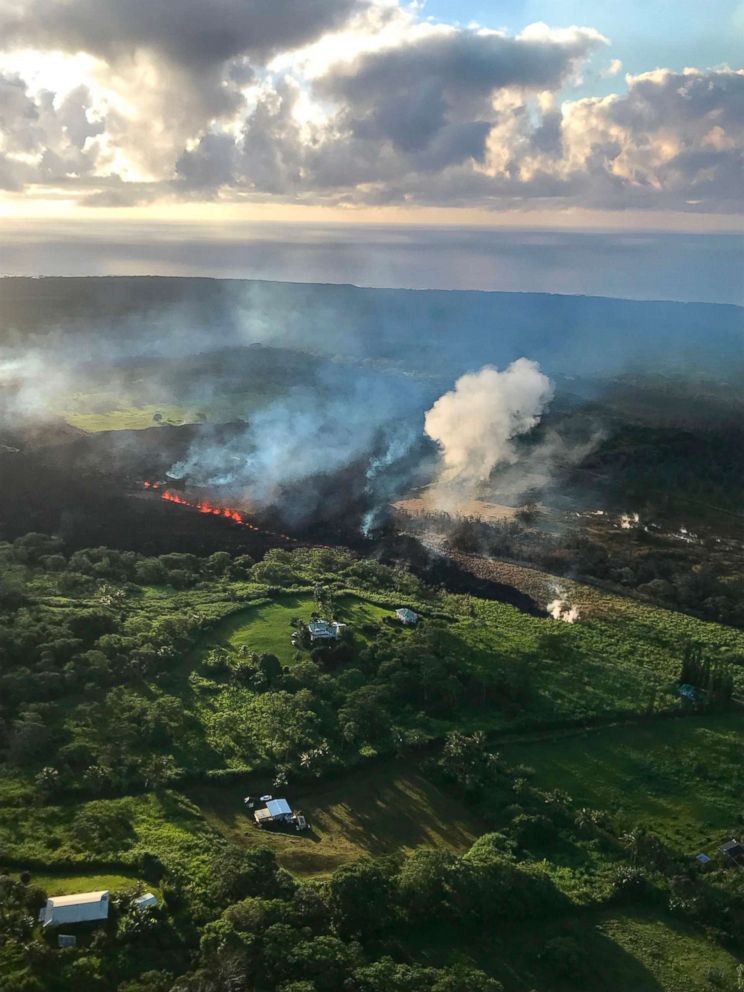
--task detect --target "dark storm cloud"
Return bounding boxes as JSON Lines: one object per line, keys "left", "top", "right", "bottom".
{"left": 176, "top": 25, "right": 606, "bottom": 191}
{"left": 0, "top": 0, "right": 367, "bottom": 68}
{"left": 175, "top": 59, "right": 744, "bottom": 214}
{"left": 317, "top": 26, "right": 605, "bottom": 155}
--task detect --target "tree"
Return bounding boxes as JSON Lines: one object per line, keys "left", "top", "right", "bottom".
{"left": 206, "top": 552, "right": 231, "bottom": 577}
{"left": 516, "top": 501, "right": 541, "bottom": 525}
{"left": 209, "top": 845, "right": 289, "bottom": 908}
{"left": 258, "top": 653, "right": 282, "bottom": 686}
{"left": 540, "top": 937, "right": 586, "bottom": 979}
{"left": 396, "top": 848, "right": 457, "bottom": 921}
{"left": 329, "top": 859, "right": 393, "bottom": 938}
{"left": 337, "top": 685, "right": 392, "bottom": 746}
{"left": 7, "top": 712, "right": 52, "bottom": 766}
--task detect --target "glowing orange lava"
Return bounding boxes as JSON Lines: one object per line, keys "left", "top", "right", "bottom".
{"left": 142, "top": 482, "right": 295, "bottom": 543}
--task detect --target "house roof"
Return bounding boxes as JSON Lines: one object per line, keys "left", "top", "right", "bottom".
{"left": 308, "top": 620, "right": 340, "bottom": 638}
{"left": 40, "top": 890, "right": 109, "bottom": 927}
{"left": 267, "top": 798, "right": 292, "bottom": 817}
{"left": 720, "top": 839, "right": 744, "bottom": 854}
{"left": 47, "top": 891, "right": 108, "bottom": 908}
{"left": 134, "top": 893, "right": 159, "bottom": 909}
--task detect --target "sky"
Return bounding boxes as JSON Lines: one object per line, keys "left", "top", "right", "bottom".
{"left": 0, "top": 0, "right": 741, "bottom": 296}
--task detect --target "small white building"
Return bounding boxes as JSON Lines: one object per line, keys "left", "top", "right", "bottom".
{"left": 395, "top": 608, "right": 419, "bottom": 625}
{"left": 307, "top": 620, "right": 346, "bottom": 642}
{"left": 133, "top": 892, "right": 159, "bottom": 910}
{"left": 254, "top": 797, "right": 293, "bottom": 826}
{"left": 39, "top": 890, "right": 109, "bottom": 928}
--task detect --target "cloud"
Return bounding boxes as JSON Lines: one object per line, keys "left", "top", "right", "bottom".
{"left": 0, "top": 71, "right": 107, "bottom": 188}
{"left": 558, "top": 68, "right": 744, "bottom": 210}
{"left": 176, "top": 21, "right": 607, "bottom": 194}
{"left": 0, "top": 1, "right": 741, "bottom": 214}
{"left": 0, "top": 0, "right": 366, "bottom": 69}
{"left": 0, "top": 0, "right": 370, "bottom": 180}
{"left": 316, "top": 23, "right": 606, "bottom": 154}
{"left": 601, "top": 57, "right": 623, "bottom": 78}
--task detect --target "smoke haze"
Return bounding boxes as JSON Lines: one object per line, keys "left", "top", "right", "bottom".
{"left": 168, "top": 364, "right": 432, "bottom": 526}
{"left": 1, "top": 276, "right": 741, "bottom": 534}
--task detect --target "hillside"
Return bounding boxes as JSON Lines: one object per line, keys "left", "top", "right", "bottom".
{"left": 1, "top": 536, "right": 743, "bottom": 991}
{"left": 1, "top": 276, "right": 742, "bottom": 382}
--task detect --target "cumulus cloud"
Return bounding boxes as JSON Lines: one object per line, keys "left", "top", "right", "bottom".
{"left": 0, "top": 71, "right": 107, "bottom": 189}
{"left": 557, "top": 68, "right": 744, "bottom": 210}
{"left": 0, "top": 0, "right": 740, "bottom": 213}
{"left": 176, "top": 21, "right": 607, "bottom": 195}
{"left": 0, "top": 0, "right": 370, "bottom": 181}
{"left": 317, "top": 24, "right": 606, "bottom": 153}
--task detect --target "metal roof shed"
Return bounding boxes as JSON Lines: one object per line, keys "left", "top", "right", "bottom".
{"left": 134, "top": 892, "right": 159, "bottom": 910}
{"left": 39, "top": 891, "right": 109, "bottom": 928}
{"left": 266, "top": 798, "right": 292, "bottom": 818}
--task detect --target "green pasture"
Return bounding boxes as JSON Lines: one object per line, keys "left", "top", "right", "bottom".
{"left": 189, "top": 759, "right": 484, "bottom": 878}
{"left": 410, "top": 908, "right": 742, "bottom": 992}
{"left": 500, "top": 711, "right": 744, "bottom": 851}
{"left": 63, "top": 405, "right": 196, "bottom": 432}
{"left": 20, "top": 872, "right": 146, "bottom": 897}
{"left": 202, "top": 591, "right": 398, "bottom": 666}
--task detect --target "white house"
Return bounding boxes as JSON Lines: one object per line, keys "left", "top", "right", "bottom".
{"left": 395, "top": 608, "right": 419, "bottom": 625}
{"left": 307, "top": 620, "right": 346, "bottom": 642}
{"left": 39, "top": 890, "right": 110, "bottom": 928}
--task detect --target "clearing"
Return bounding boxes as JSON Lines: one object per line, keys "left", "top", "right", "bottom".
{"left": 189, "top": 759, "right": 484, "bottom": 877}
{"left": 203, "top": 592, "right": 398, "bottom": 666}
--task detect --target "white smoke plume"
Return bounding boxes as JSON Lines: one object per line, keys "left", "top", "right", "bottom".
{"left": 423, "top": 358, "right": 554, "bottom": 510}
{"left": 547, "top": 598, "right": 580, "bottom": 623}
{"left": 547, "top": 583, "right": 580, "bottom": 623}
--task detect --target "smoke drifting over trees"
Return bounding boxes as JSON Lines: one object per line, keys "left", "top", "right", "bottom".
{"left": 168, "top": 364, "right": 433, "bottom": 525}
{"left": 2, "top": 277, "right": 742, "bottom": 537}
{"left": 167, "top": 358, "right": 558, "bottom": 528}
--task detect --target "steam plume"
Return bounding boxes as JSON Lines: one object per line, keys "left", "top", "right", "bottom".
{"left": 547, "top": 598, "right": 580, "bottom": 623}
{"left": 423, "top": 358, "right": 554, "bottom": 509}
{"left": 547, "top": 583, "right": 580, "bottom": 623}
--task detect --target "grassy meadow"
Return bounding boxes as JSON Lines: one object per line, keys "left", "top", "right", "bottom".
{"left": 500, "top": 711, "right": 744, "bottom": 852}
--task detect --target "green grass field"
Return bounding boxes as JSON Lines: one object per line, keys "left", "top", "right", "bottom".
{"left": 189, "top": 760, "right": 484, "bottom": 877}
{"left": 20, "top": 872, "right": 147, "bottom": 897}
{"left": 500, "top": 711, "right": 744, "bottom": 851}
{"left": 60, "top": 384, "right": 281, "bottom": 432}
{"left": 62, "top": 405, "right": 198, "bottom": 432}
{"left": 201, "top": 591, "right": 399, "bottom": 666}
{"left": 7, "top": 547, "right": 744, "bottom": 991}
{"left": 410, "top": 908, "right": 742, "bottom": 992}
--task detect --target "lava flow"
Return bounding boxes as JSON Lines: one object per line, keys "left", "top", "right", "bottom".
{"left": 142, "top": 481, "right": 296, "bottom": 543}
